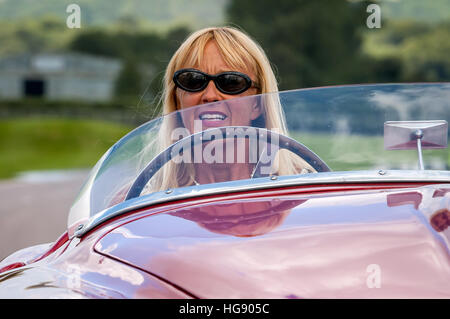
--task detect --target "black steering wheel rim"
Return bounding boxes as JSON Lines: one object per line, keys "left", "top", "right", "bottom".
{"left": 125, "top": 126, "right": 330, "bottom": 200}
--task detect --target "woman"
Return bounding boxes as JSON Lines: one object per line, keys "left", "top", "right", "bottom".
{"left": 144, "top": 26, "right": 314, "bottom": 193}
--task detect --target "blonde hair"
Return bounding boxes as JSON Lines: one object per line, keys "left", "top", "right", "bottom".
{"left": 144, "top": 26, "right": 313, "bottom": 192}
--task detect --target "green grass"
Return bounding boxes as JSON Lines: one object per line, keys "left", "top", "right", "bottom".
{"left": 291, "top": 132, "right": 450, "bottom": 171}
{"left": 0, "top": 117, "right": 132, "bottom": 179}
{"left": 1, "top": 121, "right": 448, "bottom": 180}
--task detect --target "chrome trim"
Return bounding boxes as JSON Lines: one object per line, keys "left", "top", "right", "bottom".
{"left": 74, "top": 170, "right": 450, "bottom": 238}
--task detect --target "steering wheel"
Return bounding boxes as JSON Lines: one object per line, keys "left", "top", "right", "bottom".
{"left": 125, "top": 126, "right": 330, "bottom": 200}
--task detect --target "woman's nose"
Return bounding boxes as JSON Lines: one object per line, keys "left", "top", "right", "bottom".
{"left": 201, "top": 80, "right": 222, "bottom": 104}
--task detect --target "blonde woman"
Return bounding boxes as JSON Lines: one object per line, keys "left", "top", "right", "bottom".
{"left": 144, "top": 26, "right": 314, "bottom": 193}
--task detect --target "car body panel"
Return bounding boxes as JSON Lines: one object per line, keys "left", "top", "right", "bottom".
{"left": 1, "top": 84, "right": 449, "bottom": 298}
{"left": 1, "top": 182, "right": 449, "bottom": 298}
{"left": 94, "top": 183, "right": 450, "bottom": 298}
{"left": 0, "top": 230, "right": 195, "bottom": 298}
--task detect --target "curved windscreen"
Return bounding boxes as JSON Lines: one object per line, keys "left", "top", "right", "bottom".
{"left": 68, "top": 83, "right": 450, "bottom": 231}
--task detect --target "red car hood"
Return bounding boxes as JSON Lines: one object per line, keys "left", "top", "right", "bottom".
{"left": 95, "top": 184, "right": 450, "bottom": 298}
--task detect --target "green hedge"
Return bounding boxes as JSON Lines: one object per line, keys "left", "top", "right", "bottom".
{"left": 0, "top": 98, "right": 160, "bottom": 125}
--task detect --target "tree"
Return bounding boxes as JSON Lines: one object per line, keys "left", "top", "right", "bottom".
{"left": 226, "top": 0, "right": 372, "bottom": 89}
{"left": 400, "top": 22, "right": 450, "bottom": 81}
{"left": 115, "top": 60, "right": 142, "bottom": 100}
{"left": 69, "top": 26, "right": 192, "bottom": 101}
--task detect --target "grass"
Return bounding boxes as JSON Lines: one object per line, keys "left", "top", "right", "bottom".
{"left": 0, "top": 120, "right": 448, "bottom": 180}
{"left": 291, "top": 132, "right": 450, "bottom": 171}
{"left": 0, "top": 117, "right": 132, "bottom": 179}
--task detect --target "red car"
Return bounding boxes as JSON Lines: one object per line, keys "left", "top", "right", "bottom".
{"left": 1, "top": 83, "right": 449, "bottom": 298}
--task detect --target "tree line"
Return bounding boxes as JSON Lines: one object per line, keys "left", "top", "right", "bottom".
{"left": 0, "top": 0, "right": 448, "bottom": 114}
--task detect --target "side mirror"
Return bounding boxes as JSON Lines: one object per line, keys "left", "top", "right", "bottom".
{"left": 384, "top": 120, "right": 448, "bottom": 170}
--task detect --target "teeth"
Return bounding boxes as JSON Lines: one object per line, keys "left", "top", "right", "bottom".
{"left": 200, "top": 113, "right": 226, "bottom": 120}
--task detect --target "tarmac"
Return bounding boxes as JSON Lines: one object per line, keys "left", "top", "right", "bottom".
{"left": 0, "top": 170, "right": 88, "bottom": 260}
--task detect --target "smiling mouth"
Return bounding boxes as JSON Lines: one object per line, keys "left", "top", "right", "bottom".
{"left": 199, "top": 112, "right": 228, "bottom": 121}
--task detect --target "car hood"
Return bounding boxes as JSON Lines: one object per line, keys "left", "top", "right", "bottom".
{"left": 95, "top": 184, "right": 450, "bottom": 298}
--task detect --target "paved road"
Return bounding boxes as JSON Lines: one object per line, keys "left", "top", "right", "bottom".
{"left": 0, "top": 171, "right": 88, "bottom": 260}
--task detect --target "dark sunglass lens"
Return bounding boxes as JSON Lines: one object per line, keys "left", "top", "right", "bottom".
{"left": 217, "top": 74, "right": 249, "bottom": 94}
{"left": 177, "top": 71, "right": 206, "bottom": 91}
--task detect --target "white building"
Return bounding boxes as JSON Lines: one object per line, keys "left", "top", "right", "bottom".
{"left": 0, "top": 53, "right": 122, "bottom": 102}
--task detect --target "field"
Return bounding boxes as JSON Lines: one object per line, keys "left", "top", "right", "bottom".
{"left": 0, "top": 120, "right": 448, "bottom": 180}
{"left": 0, "top": 118, "right": 132, "bottom": 179}
{"left": 291, "top": 132, "right": 449, "bottom": 171}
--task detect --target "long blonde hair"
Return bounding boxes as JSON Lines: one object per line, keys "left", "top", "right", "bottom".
{"left": 144, "top": 26, "right": 313, "bottom": 193}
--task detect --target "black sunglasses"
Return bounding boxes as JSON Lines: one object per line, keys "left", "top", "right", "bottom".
{"left": 173, "top": 68, "right": 258, "bottom": 95}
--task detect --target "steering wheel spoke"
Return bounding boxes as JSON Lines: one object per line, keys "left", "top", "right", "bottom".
{"left": 125, "top": 126, "right": 330, "bottom": 200}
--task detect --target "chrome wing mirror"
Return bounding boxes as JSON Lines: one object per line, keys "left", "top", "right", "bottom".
{"left": 384, "top": 120, "right": 448, "bottom": 170}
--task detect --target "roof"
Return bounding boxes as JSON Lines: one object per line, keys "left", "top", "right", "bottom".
{"left": 0, "top": 52, "right": 121, "bottom": 76}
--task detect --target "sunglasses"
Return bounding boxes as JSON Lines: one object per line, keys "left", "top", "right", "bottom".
{"left": 173, "top": 68, "right": 258, "bottom": 95}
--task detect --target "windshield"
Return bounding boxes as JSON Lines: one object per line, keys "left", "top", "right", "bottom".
{"left": 68, "top": 83, "right": 450, "bottom": 231}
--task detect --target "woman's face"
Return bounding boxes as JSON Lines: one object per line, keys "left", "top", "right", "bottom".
{"left": 176, "top": 40, "right": 262, "bottom": 133}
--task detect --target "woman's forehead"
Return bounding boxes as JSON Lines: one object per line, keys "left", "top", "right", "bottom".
{"left": 180, "top": 40, "right": 257, "bottom": 76}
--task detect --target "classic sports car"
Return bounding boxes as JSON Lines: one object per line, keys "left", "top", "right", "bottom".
{"left": 0, "top": 83, "right": 449, "bottom": 298}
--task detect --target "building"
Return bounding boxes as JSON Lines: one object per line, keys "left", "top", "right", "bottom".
{"left": 0, "top": 53, "right": 122, "bottom": 102}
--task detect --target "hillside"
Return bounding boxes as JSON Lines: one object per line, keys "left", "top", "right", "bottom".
{"left": 0, "top": 0, "right": 227, "bottom": 30}
{"left": 380, "top": 0, "right": 450, "bottom": 23}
